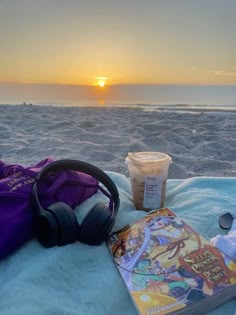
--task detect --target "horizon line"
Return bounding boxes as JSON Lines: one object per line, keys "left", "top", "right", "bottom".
{"left": 0, "top": 82, "right": 235, "bottom": 87}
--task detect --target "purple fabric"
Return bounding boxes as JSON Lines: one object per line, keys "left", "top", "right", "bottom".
{"left": 0, "top": 157, "right": 99, "bottom": 260}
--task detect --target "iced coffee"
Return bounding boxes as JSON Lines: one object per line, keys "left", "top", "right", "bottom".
{"left": 125, "top": 152, "right": 172, "bottom": 211}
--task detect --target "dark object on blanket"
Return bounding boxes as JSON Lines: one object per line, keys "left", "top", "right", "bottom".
{"left": 31, "top": 159, "right": 120, "bottom": 248}
{"left": 219, "top": 212, "right": 234, "bottom": 229}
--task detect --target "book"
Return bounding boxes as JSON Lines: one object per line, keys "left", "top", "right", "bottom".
{"left": 107, "top": 208, "right": 236, "bottom": 315}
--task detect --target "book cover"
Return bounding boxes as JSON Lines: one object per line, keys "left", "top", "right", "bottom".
{"left": 107, "top": 208, "right": 236, "bottom": 315}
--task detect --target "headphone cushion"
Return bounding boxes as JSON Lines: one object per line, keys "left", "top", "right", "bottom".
{"left": 79, "top": 203, "right": 114, "bottom": 245}
{"left": 47, "top": 202, "right": 79, "bottom": 246}
{"left": 36, "top": 211, "right": 59, "bottom": 248}
{"left": 95, "top": 213, "right": 115, "bottom": 245}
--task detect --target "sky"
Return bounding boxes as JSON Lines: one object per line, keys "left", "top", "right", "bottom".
{"left": 0, "top": 0, "right": 236, "bottom": 86}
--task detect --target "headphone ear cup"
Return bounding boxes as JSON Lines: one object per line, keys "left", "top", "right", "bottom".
{"left": 79, "top": 203, "right": 114, "bottom": 245}
{"left": 95, "top": 212, "right": 115, "bottom": 245}
{"left": 46, "top": 202, "right": 79, "bottom": 246}
{"left": 36, "top": 211, "right": 59, "bottom": 248}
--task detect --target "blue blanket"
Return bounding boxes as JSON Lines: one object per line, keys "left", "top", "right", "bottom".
{"left": 0, "top": 173, "right": 236, "bottom": 315}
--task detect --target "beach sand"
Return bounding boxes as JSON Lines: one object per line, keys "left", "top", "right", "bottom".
{"left": 1, "top": 104, "right": 236, "bottom": 179}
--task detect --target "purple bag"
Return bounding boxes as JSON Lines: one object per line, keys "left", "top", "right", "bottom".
{"left": 0, "top": 157, "right": 99, "bottom": 260}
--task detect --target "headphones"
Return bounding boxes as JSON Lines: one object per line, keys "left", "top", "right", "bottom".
{"left": 31, "top": 159, "right": 120, "bottom": 248}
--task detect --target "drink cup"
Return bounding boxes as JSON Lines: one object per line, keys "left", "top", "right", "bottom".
{"left": 125, "top": 152, "right": 172, "bottom": 211}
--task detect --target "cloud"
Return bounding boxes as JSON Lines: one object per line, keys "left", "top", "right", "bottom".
{"left": 215, "top": 69, "right": 236, "bottom": 76}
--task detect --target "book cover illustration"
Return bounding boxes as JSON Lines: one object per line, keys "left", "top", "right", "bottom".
{"left": 107, "top": 208, "right": 236, "bottom": 315}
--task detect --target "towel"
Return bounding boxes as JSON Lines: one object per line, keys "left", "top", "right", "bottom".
{"left": 211, "top": 218, "right": 236, "bottom": 262}
{"left": 0, "top": 173, "right": 235, "bottom": 315}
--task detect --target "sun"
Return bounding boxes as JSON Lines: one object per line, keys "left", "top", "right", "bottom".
{"left": 98, "top": 80, "right": 105, "bottom": 87}
{"left": 94, "top": 77, "right": 108, "bottom": 88}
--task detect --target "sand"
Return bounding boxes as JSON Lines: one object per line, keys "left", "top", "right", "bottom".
{"left": 1, "top": 104, "right": 236, "bottom": 179}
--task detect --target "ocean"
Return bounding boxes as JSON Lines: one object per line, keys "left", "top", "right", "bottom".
{"left": 0, "top": 83, "right": 236, "bottom": 111}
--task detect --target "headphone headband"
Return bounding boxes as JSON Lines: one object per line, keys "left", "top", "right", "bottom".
{"left": 32, "top": 159, "right": 120, "bottom": 216}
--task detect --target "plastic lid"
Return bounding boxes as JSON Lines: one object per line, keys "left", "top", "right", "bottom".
{"left": 126, "top": 152, "right": 172, "bottom": 164}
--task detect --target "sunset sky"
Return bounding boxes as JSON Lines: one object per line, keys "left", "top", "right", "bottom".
{"left": 0, "top": 0, "right": 236, "bottom": 86}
